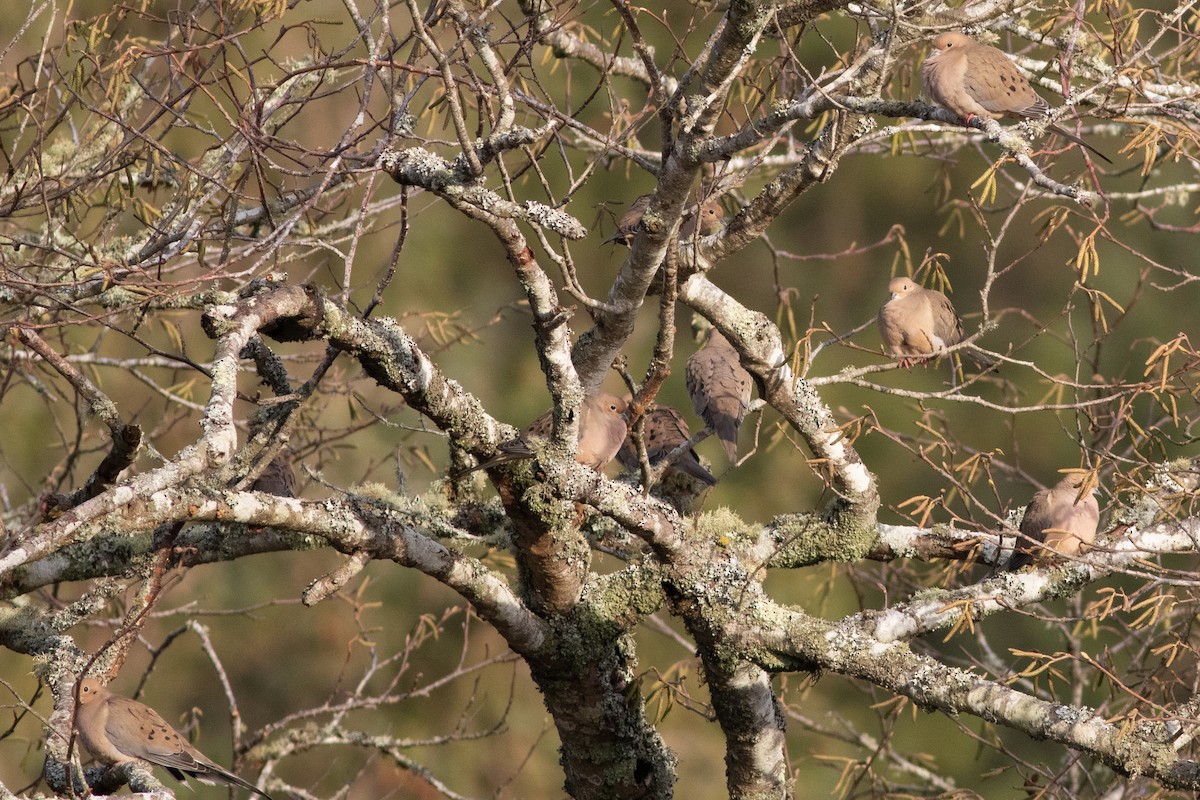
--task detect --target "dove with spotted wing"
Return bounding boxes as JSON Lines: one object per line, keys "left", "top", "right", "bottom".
{"left": 686, "top": 330, "right": 753, "bottom": 463}
{"left": 618, "top": 406, "right": 717, "bottom": 486}
{"left": 74, "top": 678, "right": 273, "bottom": 799}
{"left": 922, "top": 32, "right": 1110, "bottom": 162}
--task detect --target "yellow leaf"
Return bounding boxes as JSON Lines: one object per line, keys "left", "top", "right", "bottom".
{"left": 161, "top": 319, "right": 184, "bottom": 354}
{"left": 969, "top": 161, "right": 1000, "bottom": 204}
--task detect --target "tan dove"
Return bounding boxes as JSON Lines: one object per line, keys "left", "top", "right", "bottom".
{"left": 1009, "top": 473, "right": 1100, "bottom": 570}
{"left": 454, "top": 393, "right": 628, "bottom": 477}
{"left": 618, "top": 406, "right": 717, "bottom": 486}
{"left": 679, "top": 201, "right": 725, "bottom": 239}
{"left": 602, "top": 196, "right": 724, "bottom": 245}
{"left": 921, "top": 32, "right": 1111, "bottom": 162}
{"left": 686, "top": 329, "right": 753, "bottom": 462}
{"left": 74, "top": 678, "right": 273, "bottom": 799}
{"left": 877, "top": 277, "right": 993, "bottom": 368}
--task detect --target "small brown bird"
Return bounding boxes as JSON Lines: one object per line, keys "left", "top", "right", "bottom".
{"left": 618, "top": 406, "right": 717, "bottom": 486}
{"left": 454, "top": 393, "right": 628, "bottom": 477}
{"left": 877, "top": 277, "right": 993, "bottom": 368}
{"left": 1009, "top": 472, "right": 1101, "bottom": 570}
{"left": 921, "top": 32, "right": 1111, "bottom": 163}
{"left": 74, "top": 678, "right": 273, "bottom": 799}
{"left": 602, "top": 196, "right": 725, "bottom": 245}
{"left": 686, "top": 329, "right": 753, "bottom": 462}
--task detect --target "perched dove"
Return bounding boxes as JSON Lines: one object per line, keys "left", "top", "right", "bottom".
{"left": 686, "top": 330, "right": 753, "bottom": 462}
{"left": 679, "top": 202, "right": 725, "bottom": 239}
{"left": 601, "top": 194, "right": 652, "bottom": 245}
{"left": 251, "top": 449, "right": 295, "bottom": 497}
{"left": 618, "top": 406, "right": 717, "bottom": 486}
{"left": 74, "top": 678, "right": 273, "bottom": 799}
{"left": 602, "top": 196, "right": 724, "bottom": 245}
{"left": 1009, "top": 473, "right": 1100, "bottom": 570}
{"left": 877, "top": 277, "right": 993, "bottom": 368}
{"left": 454, "top": 393, "right": 628, "bottom": 477}
{"left": 921, "top": 32, "right": 1111, "bottom": 162}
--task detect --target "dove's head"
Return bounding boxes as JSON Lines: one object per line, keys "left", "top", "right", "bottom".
{"left": 1055, "top": 471, "right": 1101, "bottom": 498}
{"left": 595, "top": 393, "right": 627, "bottom": 417}
{"left": 887, "top": 277, "right": 917, "bottom": 299}
{"left": 930, "top": 32, "right": 974, "bottom": 54}
{"left": 77, "top": 677, "right": 108, "bottom": 706}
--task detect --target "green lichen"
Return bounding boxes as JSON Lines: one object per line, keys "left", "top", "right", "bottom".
{"left": 693, "top": 506, "right": 751, "bottom": 548}
{"left": 584, "top": 566, "right": 664, "bottom": 628}
{"left": 762, "top": 499, "right": 881, "bottom": 565}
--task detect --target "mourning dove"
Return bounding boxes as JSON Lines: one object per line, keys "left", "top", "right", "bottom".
{"left": 74, "top": 678, "right": 273, "bottom": 799}
{"left": 251, "top": 449, "right": 295, "bottom": 497}
{"left": 679, "top": 202, "right": 725, "bottom": 239}
{"left": 618, "top": 406, "right": 717, "bottom": 486}
{"left": 602, "top": 196, "right": 724, "bottom": 245}
{"left": 686, "top": 329, "right": 753, "bottom": 462}
{"left": 454, "top": 393, "right": 628, "bottom": 477}
{"left": 921, "top": 32, "right": 1111, "bottom": 162}
{"left": 1009, "top": 472, "right": 1100, "bottom": 570}
{"left": 877, "top": 277, "right": 993, "bottom": 368}
{"left": 601, "top": 195, "right": 652, "bottom": 245}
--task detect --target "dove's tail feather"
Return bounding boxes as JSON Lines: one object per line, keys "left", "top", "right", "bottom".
{"left": 1046, "top": 123, "right": 1112, "bottom": 163}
